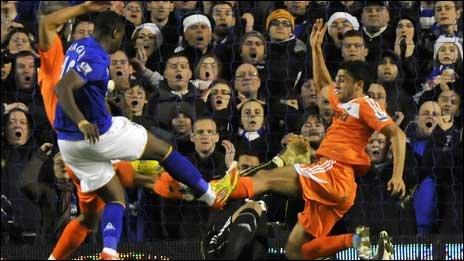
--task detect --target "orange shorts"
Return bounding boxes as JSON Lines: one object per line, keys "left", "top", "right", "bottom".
{"left": 67, "top": 161, "right": 136, "bottom": 214}
{"left": 294, "top": 158, "right": 357, "bottom": 237}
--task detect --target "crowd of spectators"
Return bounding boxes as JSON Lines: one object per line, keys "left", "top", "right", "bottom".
{"left": 1, "top": 0, "right": 462, "bottom": 246}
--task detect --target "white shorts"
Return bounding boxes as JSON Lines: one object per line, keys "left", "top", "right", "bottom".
{"left": 58, "top": 117, "right": 148, "bottom": 192}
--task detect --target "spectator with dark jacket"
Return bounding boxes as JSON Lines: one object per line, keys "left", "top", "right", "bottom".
{"left": 4, "top": 50, "right": 53, "bottom": 144}
{"left": 360, "top": 1, "right": 396, "bottom": 63}
{"left": 283, "top": 1, "right": 312, "bottom": 41}
{"left": 145, "top": 53, "right": 208, "bottom": 128}
{"left": 211, "top": 2, "right": 249, "bottom": 81}
{"left": 146, "top": 1, "right": 179, "bottom": 55}
{"left": 19, "top": 148, "right": 76, "bottom": 244}
{"left": 324, "top": 12, "right": 361, "bottom": 76}
{"left": 377, "top": 50, "right": 417, "bottom": 130}
{"left": 264, "top": 9, "right": 307, "bottom": 100}
{"left": 160, "top": 117, "right": 230, "bottom": 239}
{"left": 1, "top": 108, "right": 43, "bottom": 244}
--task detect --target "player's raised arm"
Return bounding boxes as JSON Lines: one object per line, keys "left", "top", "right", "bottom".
{"left": 55, "top": 69, "right": 100, "bottom": 143}
{"left": 380, "top": 123, "right": 406, "bottom": 198}
{"left": 38, "top": 1, "right": 111, "bottom": 51}
{"left": 310, "top": 18, "right": 333, "bottom": 92}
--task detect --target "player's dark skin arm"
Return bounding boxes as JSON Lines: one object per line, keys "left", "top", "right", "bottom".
{"left": 55, "top": 69, "right": 100, "bottom": 143}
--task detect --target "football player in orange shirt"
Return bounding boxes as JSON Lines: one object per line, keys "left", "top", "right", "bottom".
{"left": 222, "top": 19, "right": 406, "bottom": 260}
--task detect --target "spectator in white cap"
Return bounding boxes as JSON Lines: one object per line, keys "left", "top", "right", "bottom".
{"left": 416, "top": 35, "right": 463, "bottom": 105}
{"left": 327, "top": 12, "right": 360, "bottom": 47}
{"left": 175, "top": 12, "right": 214, "bottom": 71}
{"left": 324, "top": 13, "right": 363, "bottom": 75}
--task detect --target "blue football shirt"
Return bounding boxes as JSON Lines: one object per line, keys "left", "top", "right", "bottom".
{"left": 54, "top": 36, "right": 112, "bottom": 141}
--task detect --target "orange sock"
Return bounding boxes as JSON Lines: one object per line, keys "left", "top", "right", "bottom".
{"left": 115, "top": 161, "right": 135, "bottom": 188}
{"left": 301, "top": 234, "right": 353, "bottom": 259}
{"left": 50, "top": 219, "right": 90, "bottom": 260}
{"left": 230, "top": 177, "right": 254, "bottom": 199}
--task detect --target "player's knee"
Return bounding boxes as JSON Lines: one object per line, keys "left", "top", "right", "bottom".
{"left": 77, "top": 213, "right": 99, "bottom": 230}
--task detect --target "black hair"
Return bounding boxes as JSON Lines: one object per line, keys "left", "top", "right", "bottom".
{"left": 297, "top": 111, "right": 328, "bottom": 132}
{"left": 1, "top": 27, "right": 35, "bottom": 51}
{"left": 94, "top": 11, "right": 126, "bottom": 38}
{"left": 13, "top": 50, "right": 40, "bottom": 71}
{"left": 163, "top": 52, "right": 192, "bottom": 72}
{"left": 210, "top": 1, "right": 235, "bottom": 16}
{"left": 339, "top": 60, "right": 374, "bottom": 90}
{"left": 342, "top": 30, "right": 367, "bottom": 46}
{"left": 72, "top": 14, "right": 96, "bottom": 34}
{"left": 3, "top": 107, "right": 35, "bottom": 136}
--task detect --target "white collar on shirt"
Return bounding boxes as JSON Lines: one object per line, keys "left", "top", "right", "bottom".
{"left": 362, "top": 26, "right": 388, "bottom": 39}
{"left": 170, "top": 88, "right": 189, "bottom": 97}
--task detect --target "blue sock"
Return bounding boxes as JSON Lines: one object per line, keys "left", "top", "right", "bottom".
{"left": 101, "top": 202, "right": 124, "bottom": 251}
{"left": 162, "top": 150, "right": 208, "bottom": 197}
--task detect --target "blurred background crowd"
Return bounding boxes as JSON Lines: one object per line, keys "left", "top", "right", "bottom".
{"left": 1, "top": 0, "right": 462, "bottom": 246}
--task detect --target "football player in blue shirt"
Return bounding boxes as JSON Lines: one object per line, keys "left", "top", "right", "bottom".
{"left": 54, "top": 11, "right": 234, "bottom": 259}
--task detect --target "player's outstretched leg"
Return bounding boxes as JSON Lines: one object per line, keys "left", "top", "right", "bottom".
{"left": 140, "top": 132, "right": 235, "bottom": 207}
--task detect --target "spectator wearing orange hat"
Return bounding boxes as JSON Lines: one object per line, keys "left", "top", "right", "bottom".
{"left": 264, "top": 9, "right": 307, "bottom": 135}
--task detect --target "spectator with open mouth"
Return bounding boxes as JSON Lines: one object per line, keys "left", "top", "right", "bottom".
{"left": 236, "top": 99, "right": 279, "bottom": 163}
{"left": 206, "top": 79, "right": 238, "bottom": 141}
{"left": 239, "top": 31, "right": 266, "bottom": 68}
{"left": 121, "top": 77, "right": 155, "bottom": 131}
{"left": 175, "top": 12, "right": 214, "bottom": 71}
{"left": 192, "top": 53, "right": 222, "bottom": 101}
{"left": 325, "top": 12, "right": 360, "bottom": 75}
{"left": 131, "top": 22, "right": 164, "bottom": 73}
{"left": 3, "top": 50, "right": 52, "bottom": 145}
{"left": 122, "top": 1, "right": 144, "bottom": 26}
{"left": 146, "top": 53, "right": 207, "bottom": 129}
{"left": 110, "top": 49, "right": 132, "bottom": 93}
{"left": 1, "top": 107, "right": 44, "bottom": 245}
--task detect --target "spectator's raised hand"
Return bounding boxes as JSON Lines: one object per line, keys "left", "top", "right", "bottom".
{"left": 241, "top": 13, "right": 254, "bottom": 32}
{"left": 222, "top": 140, "right": 236, "bottom": 168}
{"left": 434, "top": 69, "right": 456, "bottom": 91}
{"left": 437, "top": 114, "right": 454, "bottom": 131}
{"left": 394, "top": 35, "right": 415, "bottom": 58}
{"left": 38, "top": 143, "right": 53, "bottom": 160}
{"left": 129, "top": 57, "right": 146, "bottom": 73}
{"left": 135, "top": 46, "right": 148, "bottom": 66}
{"left": 4, "top": 102, "right": 28, "bottom": 114}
